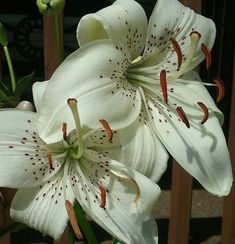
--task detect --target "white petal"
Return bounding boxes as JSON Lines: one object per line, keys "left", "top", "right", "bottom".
{"left": 84, "top": 118, "right": 168, "bottom": 182}
{"left": 32, "top": 80, "right": 48, "bottom": 112}
{"left": 37, "top": 40, "right": 141, "bottom": 144}
{"left": 143, "top": 82, "right": 232, "bottom": 196}
{"left": 118, "top": 113, "right": 168, "bottom": 183}
{"left": 68, "top": 151, "right": 160, "bottom": 244}
{"left": 77, "top": 0, "right": 147, "bottom": 59}
{"left": 0, "top": 110, "right": 64, "bottom": 188}
{"left": 10, "top": 173, "right": 74, "bottom": 239}
{"left": 177, "top": 71, "right": 224, "bottom": 124}
{"left": 142, "top": 0, "right": 215, "bottom": 73}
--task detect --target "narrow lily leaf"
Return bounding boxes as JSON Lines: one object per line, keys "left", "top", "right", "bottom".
{"left": 73, "top": 201, "right": 98, "bottom": 244}
{"left": 0, "top": 96, "right": 17, "bottom": 108}
{"left": 112, "top": 238, "right": 123, "bottom": 244}
{"left": 0, "top": 22, "right": 8, "bottom": 47}
{"left": 14, "top": 72, "right": 34, "bottom": 99}
{"left": 0, "top": 81, "right": 11, "bottom": 96}
{"left": 68, "top": 223, "right": 76, "bottom": 244}
{"left": 0, "top": 89, "right": 7, "bottom": 98}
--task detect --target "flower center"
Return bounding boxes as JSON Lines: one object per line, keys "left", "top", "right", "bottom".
{"left": 126, "top": 31, "right": 202, "bottom": 87}
{"left": 66, "top": 98, "right": 84, "bottom": 159}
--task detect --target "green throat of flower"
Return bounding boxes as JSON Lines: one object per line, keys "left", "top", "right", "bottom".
{"left": 127, "top": 31, "right": 202, "bottom": 87}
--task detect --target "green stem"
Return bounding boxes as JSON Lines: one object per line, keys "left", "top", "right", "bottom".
{"left": 74, "top": 201, "right": 98, "bottom": 244}
{"left": 3, "top": 46, "right": 16, "bottom": 92}
{"left": 112, "top": 238, "right": 123, "bottom": 244}
{"left": 68, "top": 223, "right": 75, "bottom": 244}
{"left": 0, "top": 222, "right": 22, "bottom": 238}
{"left": 54, "top": 14, "right": 63, "bottom": 64}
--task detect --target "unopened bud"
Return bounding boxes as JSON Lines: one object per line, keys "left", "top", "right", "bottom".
{"left": 0, "top": 22, "right": 8, "bottom": 47}
{"left": 36, "top": 0, "right": 65, "bottom": 16}
{"left": 16, "top": 101, "right": 34, "bottom": 111}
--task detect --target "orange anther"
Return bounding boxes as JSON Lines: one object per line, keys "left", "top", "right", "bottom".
{"left": 99, "top": 185, "right": 106, "bottom": 209}
{"left": 62, "top": 122, "right": 67, "bottom": 140}
{"left": 197, "top": 102, "right": 209, "bottom": 124}
{"left": 176, "top": 106, "right": 190, "bottom": 128}
{"left": 201, "top": 43, "right": 212, "bottom": 70}
{"left": 171, "top": 38, "right": 183, "bottom": 69}
{"left": 212, "top": 77, "right": 225, "bottom": 103}
{"left": 47, "top": 153, "right": 54, "bottom": 170}
{"left": 160, "top": 69, "right": 168, "bottom": 104}
{"left": 65, "top": 200, "right": 83, "bottom": 240}
{"left": 99, "top": 119, "right": 113, "bottom": 143}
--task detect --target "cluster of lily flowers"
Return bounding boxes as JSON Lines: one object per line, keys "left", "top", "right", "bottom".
{"left": 0, "top": 0, "right": 233, "bottom": 243}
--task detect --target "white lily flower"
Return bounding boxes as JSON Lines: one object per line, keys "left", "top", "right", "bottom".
{"left": 35, "top": 0, "right": 232, "bottom": 196}
{"left": 0, "top": 99, "right": 161, "bottom": 243}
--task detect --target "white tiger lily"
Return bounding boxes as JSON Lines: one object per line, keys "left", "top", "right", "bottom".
{"left": 0, "top": 99, "right": 161, "bottom": 243}
{"left": 35, "top": 0, "right": 232, "bottom": 196}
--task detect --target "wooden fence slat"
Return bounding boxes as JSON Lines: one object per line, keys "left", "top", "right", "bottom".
{"left": 43, "top": 14, "right": 69, "bottom": 244}
{"left": 167, "top": 2, "right": 201, "bottom": 244}
{"left": 168, "top": 161, "right": 193, "bottom": 244}
{"left": 221, "top": 44, "right": 235, "bottom": 244}
{"left": 43, "top": 14, "right": 63, "bottom": 80}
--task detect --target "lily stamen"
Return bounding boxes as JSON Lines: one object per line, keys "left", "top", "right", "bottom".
{"left": 62, "top": 122, "right": 67, "bottom": 141}
{"left": 67, "top": 98, "right": 84, "bottom": 158}
{"left": 47, "top": 153, "right": 54, "bottom": 170}
{"left": 201, "top": 43, "right": 212, "bottom": 70}
{"left": 65, "top": 200, "right": 83, "bottom": 240}
{"left": 171, "top": 38, "right": 183, "bottom": 69}
{"left": 118, "top": 176, "right": 141, "bottom": 205}
{"left": 99, "top": 119, "right": 113, "bottom": 143}
{"left": 160, "top": 69, "right": 168, "bottom": 104}
{"left": 169, "top": 31, "right": 201, "bottom": 81}
{"left": 212, "top": 77, "right": 225, "bottom": 103}
{"left": 99, "top": 185, "right": 106, "bottom": 208}
{"left": 176, "top": 106, "right": 190, "bottom": 128}
{"left": 197, "top": 102, "right": 209, "bottom": 124}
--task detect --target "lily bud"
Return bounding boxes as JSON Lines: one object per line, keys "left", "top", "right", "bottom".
{"left": 16, "top": 101, "right": 34, "bottom": 111}
{"left": 36, "top": 0, "right": 65, "bottom": 16}
{"left": 0, "top": 22, "right": 8, "bottom": 47}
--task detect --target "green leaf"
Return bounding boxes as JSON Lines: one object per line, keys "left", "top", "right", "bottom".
{"left": 14, "top": 72, "right": 34, "bottom": 99}
{"left": 112, "top": 238, "right": 123, "bottom": 244}
{"left": 0, "top": 96, "right": 18, "bottom": 108}
{"left": 74, "top": 201, "right": 98, "bottom": 244}
{"left": 0, "top": 22, "right": 8, "bottom": 47}
{"left": 0, "top": 81, "right": 11, "bottom": 96}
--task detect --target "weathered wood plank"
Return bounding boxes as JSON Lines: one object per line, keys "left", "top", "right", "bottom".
{"left": 168, "top": 162, "right": 193, "bottom": 244}
{"left": 43, "top": 14, "right": 63, "bottom": 80}
{"left": 167, "top": 1, "right": 202, "bottom": 243}
{"left": 221, "top": 44, "right": 235, "bottom": 244}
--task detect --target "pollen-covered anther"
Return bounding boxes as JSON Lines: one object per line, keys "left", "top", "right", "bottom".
{"left": 118, "top": 176, "right": 141, "bottom": 204}
{"left": 212, "top": 77, "right": 225, "bottom": 103}
{"left": 201, "top": 43, "right": 212, "bottom": 70}
{"left": 99, "top": 185, "right": 106, "bottom": 208}
{"left": 62, "top": 122, "right": 67, "bottom": 140}
{"left": 99, "top": 119, "right": 113, "bottom": 143}
{"left": 160, "top": 69, "right": 168, "bottom": 104}
{"left": 65, "top": 200, "right": 83, "bottom": 240}
{"left": 47, "top": 153, "right": 54, "bottom": 170}
{"left": 176, "top": 106, "right": 190, "bottom": 128}
{"left": 67, "top": 98, "right": 77, "bottom": 106}
{"left": 171, "top": 38, "right": 183, "bottom": 69}
{"left": 190, "top": 31, "right": 201, "bottom": 39}
{"left": 197, "top": 102, "right": 209, "bottom": 125}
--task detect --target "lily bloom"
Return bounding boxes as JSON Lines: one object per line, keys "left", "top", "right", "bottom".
{"left": 0, "top": 99, "right": 161, "bottom": 243}
{"left": 35, "top": 0, "right": 232, "bottom": 196}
